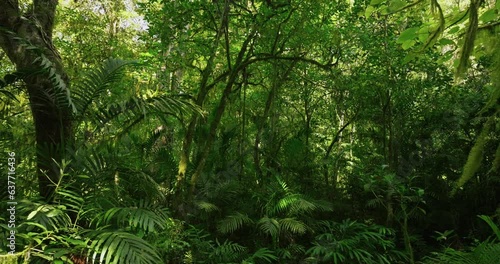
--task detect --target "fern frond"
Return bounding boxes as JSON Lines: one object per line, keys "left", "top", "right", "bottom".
{"left": 279, "top": 218, "right": 307, "bottom": 235}
{"left": 258, "top": 216, "right": 280, "bottom": 239}
{"left": 271, "top": 193, "right": 302, "bottom": 215}
{"left": 245, "top": 247, "right": 278, "bottom": 263}
{"left": 195, "top": 200, "right": 220, "bottom": 213}
{"left": 91, "top": 94, "right": 201, "bottom": 136}
{"left": 31, "top": 54, "right": 76, "bottom": 113}
{"left": 93, "top": 200, "right": 169, "bottom": 233}
{"left": 53, "top": 188, "right": 84, "bottom": 213}
{"left": 210, "top": 239, "right": 247, "bottom": 263}
{"left": 308, "top": 220, "right": 404, "bottom": 264}
{"left": 89, "top": 231, "right": 162, "bottom": 264}
{"left": 217, "top": 212, "right": 253, "bottom": 234}
{"left": 72, "top": 58, "right": 137, "bottom": 117}
{"left": 424, "top": 241, "right": 500, "bottom": 264}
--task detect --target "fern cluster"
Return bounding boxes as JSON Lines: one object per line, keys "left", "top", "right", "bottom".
{"left": 306, "top": 219, "right": 407, "bottom": 264}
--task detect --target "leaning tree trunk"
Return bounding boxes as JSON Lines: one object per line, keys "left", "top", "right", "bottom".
{"left": 0, "top": 0, "right": 73, "bottom": 201}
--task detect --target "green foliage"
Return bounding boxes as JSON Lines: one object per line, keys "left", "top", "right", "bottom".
{"left": 93, "top": 200, "right": 169, "bottom": 233}
{"left": 453, "top": 116, "right": 494, "bottom": 195}
{"left": 72, "top": 58, "right": 137, "bottom": 117}
{"left": 478, "top": 215, "right": 500, "bottom": 241}
{"left": 279, "top": 217, "right": 307, "bottom": 235}
{"left": 88, "top": 231, "right": 162, "bottom": 264}
{"left": 257, "top": 216, "right": 280, "bottom": 240}
{"left": 71, "top": 58, "right": 201, "bottom": 139}
{"left": 209, "top": 239, "right": 247, "bottom": 263}
{"left": 424, "top": 215, "right": 500, "bottom": 264}
{"left": 306, "top": 219, "right": 407, "bottom": 264}
{"left": 243, "top": 247, "right": 278, "bottom": 264}
{"left": 3, "top": 1, "right": 500, "bottom": 264}
{"left": 217, "top": 212, "right": 254, "bottom": 234}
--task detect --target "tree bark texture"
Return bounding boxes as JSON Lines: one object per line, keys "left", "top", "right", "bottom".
{"left": 0, "top": 0, "right": 73, "bottom": 200}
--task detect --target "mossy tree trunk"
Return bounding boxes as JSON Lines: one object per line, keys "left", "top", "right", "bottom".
{"left": 0, "top": 0, "right": 73, "bottom": 201}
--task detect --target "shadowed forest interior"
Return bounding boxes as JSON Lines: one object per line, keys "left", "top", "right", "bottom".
{"left": 0, "top": 0, "right": 500, "bottom": 263}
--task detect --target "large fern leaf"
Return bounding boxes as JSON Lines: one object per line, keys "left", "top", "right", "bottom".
{"left": 279, "top": 218, "right": 307, "bottom": 235}
{"left": 210, "top": 239, "right": 247, "bottom": 263}
{"left": 217, "top": 212, "right": 253, "bottom": 234}
{"left": 88, "top": 231, "right": 162, "bottom": 264}
{"left": 258, "top": 216, "right": 280, "bottom": 239}
{"left": 72, "top": 58, "right": 137, "bottom": 117}
{"left": 244, "top": 247, "right": 278, "bottom": 264}
{"left": 93, "top": 200, "right": 169, "bottom": 233}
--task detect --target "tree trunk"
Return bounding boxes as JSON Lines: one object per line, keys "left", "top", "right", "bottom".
{"left": 0, "top": 0, "right": 73, "bottom": 201}
{"left": 174, "top": 0, "right": 229, "bottom": 198}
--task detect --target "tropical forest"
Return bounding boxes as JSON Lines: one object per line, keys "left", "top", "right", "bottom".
{"left": 0, "top": 0, "right": 499, "bottom": 263}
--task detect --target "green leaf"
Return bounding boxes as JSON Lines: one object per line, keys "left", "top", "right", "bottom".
{"left": 89, "top": 231, "right": 162, "bottom": 264}
{"left": 402, "top": 53, "right": 416, "bottom": 64}
{"left": 479, "top": 9, "right": 497, "bottom": 23}
{"left": 250, "top": 248, "right": 278, "bottom": 263}
{"left": 258, "top": 216, "right": 280, "bottom": 239}
{"left": 53, "top": 249, "right": 70, "bottom": 259}
{"left": 388, "top": 0, "right": 405, "bottom": 12}
{"left": 417, "top": 26, "right": 430, "bottom": 42}
{"left": 401, "top": 40, "right": 416, "bottom": 50}
{"left": 217, "top": 212, "right": 253, "bottom": 234}
{"left": 365, "top": 5, "right": 376, "bottom": 18}
{"left": 27, "top": 211, "right": 38, "bottom": 220}
{"left": 397, "top": 27, "right": 419, "bottom": 43}
{"left": 0, "top": 89, "right": 18, "bottom": 101}
{"left": 370, "top": 0, "right": 385, "bottom": 5}
{"left": 280, "top": 218, "right": 307, "bottom": 235}
{"left": 448, "top": 26, "right": 460, "bottom": 34}
{"left": 439, "top": 38, "right": 455, "bottom": 45}
{"left": 478, "top": 215, "right": 500, "bottom": 240}
{"left": 379, "top": 5, "right": 389, "bottom": 15}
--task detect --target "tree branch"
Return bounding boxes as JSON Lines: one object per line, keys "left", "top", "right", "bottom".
{"left": 251, "top": 53, "right": 336, "bottom": 71}
{"left": 324, "top": 111, "right": 359, "bottom": 160}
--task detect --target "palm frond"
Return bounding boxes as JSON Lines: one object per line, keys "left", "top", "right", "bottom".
{"left": 307, "top": 219, "right": 405, "bottom": 264}
{"left": 88, "top": 231, "right": 162, "bottom": 264}
{"left": 270, "top": 193, "right": 332, "bottom": 216}
{"left": 478, "top": 215, "right": 500, "bottom": 240}
{"left": 279, "top": 218, "right": 307, "bottom": 235}
{"left": 72, "top": 58, "right": 137, "bottom": 117}
{"left": 244, "top": 247, "right": 278, "bottom": 264}
{"left": 195, "top": 200, "right": 220, "bottom": 213}
{"left": 91, "top": 94, "right": 201, "bottom": 136}
{"left": 53, "top": 188, "right": 84, "bottom": 216}
{"left": 424, "top": 241, "right": 500, "bottom": 264}
{"left": 5, "top": 31, "right": 75, "bottom": 112}
{"left": 93, "top": 200, "right": 169, "bottom": 233}
{"left": 217, "top": 212, "right": 253, "bottom": 234}
{"left": 257, "top": 216, "right": 280, "bottom": 239}
{"left": 210, "top": 239, "right": 247, "bottom": 263}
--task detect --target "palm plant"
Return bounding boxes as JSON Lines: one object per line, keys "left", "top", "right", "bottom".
{"left": 306, "top": 219, "right": 407, "bottom": 264}
{"left": 423, "top": 215, "right": 500, "bottom": 264}
{"left": 0, "top": 57, "right": 201, "bottom": 263}
{"left": 211, "top": 176, "right": 331, "bottom": 262}
{"left": 0, "top": 158, "right": 173, "bottom": 264}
